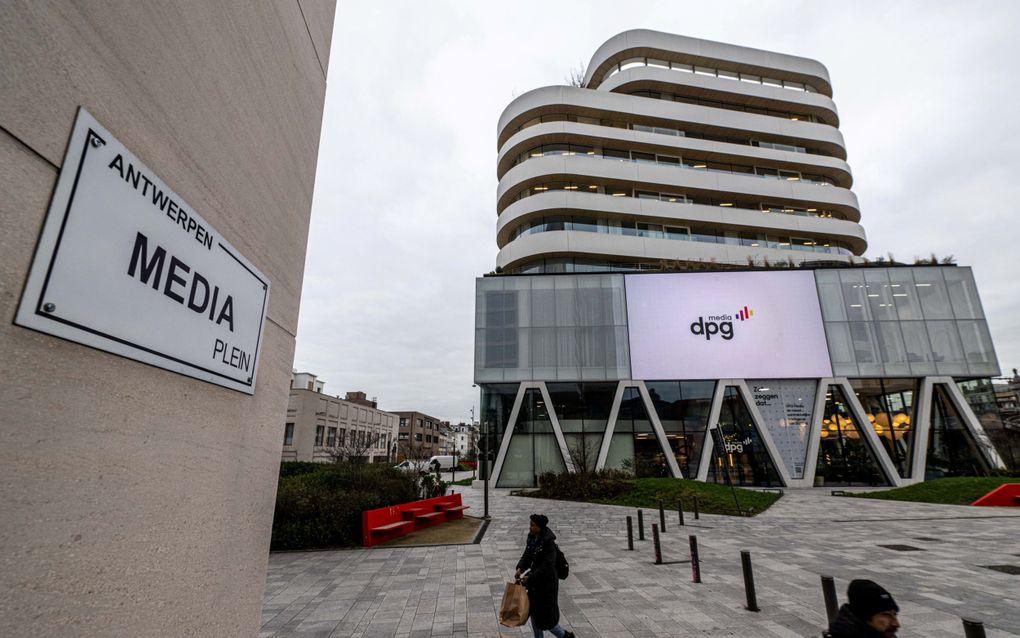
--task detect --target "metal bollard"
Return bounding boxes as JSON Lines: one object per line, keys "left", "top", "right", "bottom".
{"left": 626, "top": 516, "right": 634, "bottom": 551}
{"left": 678, "top": 498, "right": 685, "bottom": 526}
{"left": 658, "top": 499, "right": 666, "bottom": 533}
{"left": 740, "top": 550, "right": 759, "bottom": 612}
{"left": 962, "top": 619, "right": 987, "bottom": 638}
{"left": 693, "top": 495, "right": 700, "bottom": 520}
{"left": 688, "top": 534, "right": 701, "bottom": 583}
{"left": 821, "top": 575, "right": 839, "bottom": 625}
{"left": 637, "top": 509, "right": 645, "bottom": 540}
{"left": 652, "top": 523, "right": 662, "bottom": 565}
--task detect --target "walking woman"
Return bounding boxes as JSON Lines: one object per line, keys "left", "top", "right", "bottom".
{"left": 516, "top": 514, "right": 575, "bottom": 638}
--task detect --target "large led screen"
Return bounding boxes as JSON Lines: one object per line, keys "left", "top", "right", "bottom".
{"left": 625, "top": 271, "right": 833, "bottom": 379}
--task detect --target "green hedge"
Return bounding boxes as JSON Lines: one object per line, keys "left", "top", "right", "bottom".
{"left": 533, "top": 469, "right": 633, "bottom": 500}
{"left": 528, "top": 474, "right": 781, "bottom": 516}
{"left": 271, "top": 462, "right": 419, "bottom": 550}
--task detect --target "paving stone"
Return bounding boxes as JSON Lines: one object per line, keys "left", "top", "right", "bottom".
{"left": 263, "top": 486, "right": 1020, "bottom": 637}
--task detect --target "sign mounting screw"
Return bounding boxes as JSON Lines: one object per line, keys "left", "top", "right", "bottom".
{"left": 43, "top": 303, "right": 56, "bottom": 313}
{"left": 90, "top": 137, "right": 103, "bottom": 148}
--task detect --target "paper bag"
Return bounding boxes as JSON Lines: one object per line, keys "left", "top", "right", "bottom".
{"left": 498, "top": 581, "right": 530, "bottom": 627}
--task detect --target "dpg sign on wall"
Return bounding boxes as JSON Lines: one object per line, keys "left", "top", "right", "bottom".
{"left": 15, "top": 108, "right": 269, "bottom": 394}
{"left": 625, "top": 271, "right": 832, "bottom": 380}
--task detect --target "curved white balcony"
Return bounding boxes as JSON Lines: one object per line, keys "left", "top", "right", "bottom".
{"left": 495, "top": 191, "right": 868, "bottom": 254}
{"left": 584, "top": 29, "right": 832, "bottom": 96}
{"left": 497, "top": 86, "right": 847, "bottom": 158}
{"left": 497, "top": 121, "right": 854, "bottom": 186}
{"left": 599, "top": 66, "right": 839, "bottom": 126}
{"left": 496, "top": 155, "right": 861, "bottom": 221}
{"left": 496, "top": 230, "right": 853, "bottom": 272}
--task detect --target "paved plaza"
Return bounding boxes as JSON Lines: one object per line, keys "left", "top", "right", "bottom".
{"left": 262, "top": 486, "right": 1020, "bottom": 637}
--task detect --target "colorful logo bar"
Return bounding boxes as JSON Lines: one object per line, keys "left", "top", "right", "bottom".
{"left": 736, "top": 306, "right": 754, "bottom": 321}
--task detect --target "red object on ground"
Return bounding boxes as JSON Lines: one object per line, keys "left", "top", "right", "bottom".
{"left": 970, "top": 483, "right": 1020, "bottom": 507}
{"left": 361, "top": 493, "right": 470, "bottom": 547}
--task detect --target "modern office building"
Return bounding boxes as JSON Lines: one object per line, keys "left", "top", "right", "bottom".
{"left": 497, "top": 29, "right": 864, "bottom": 273}
{"left": 284, "top": 373, "right": 399, "bottom": 463}
{"left": 477, "top": 31, "right": 1007, "bottom": 489}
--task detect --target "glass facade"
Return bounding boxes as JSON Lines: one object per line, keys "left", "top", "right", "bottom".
{"left": 646, "top": 381, "right": 714, "bottom": 477}
{"left": 546, "top": 382, "right": 616, "bottom": 472}
{"left": 816, "top": 386, "right": 887, "bottom": 486}
{"left": 705, "top": 387, "right": 781, "bottom": 487}
{"left": 816, "top": 267, "right": 999, "bottom": 378}
{"left": 926, "top": 385, "right": 990, "bottom": 478}
{"left": 850, "top": 378, "right": 917, "bottom": 478}
{"left": 604, "top": 388, "right": 661, "bottom": 476}
{"left": 476, "top": 275, "right": 630, "bottom": 383}
{"left": 475, "top": 267, "right": 1002, "bottom": 486}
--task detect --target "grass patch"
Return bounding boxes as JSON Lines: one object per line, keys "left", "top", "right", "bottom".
{"left": 849, "top": 476, "right": 1018, "bottom": 506}
{"left": 595, "top": 478, "right": 782, "bottom": 515}
{"left": 527, "top": 476, "right": 781, "bottom": 516}
{"left": 451, "top": 477, "right": 475, "bottom": 486}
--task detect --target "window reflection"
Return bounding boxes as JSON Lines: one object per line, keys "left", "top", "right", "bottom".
{"left": 509, "top": 213, "right": 852, "bottom": 256}
{"left": 707, "top": 387, "right": 781, "bottom": 487}
{"left": 602, "top": 57, "right": 823, "bottom": 95}
{"left": 851, "top": 378, "right": 917, "bottom": 478}
{"left": 815, "top": 386, "right": 887, "bottom": 486}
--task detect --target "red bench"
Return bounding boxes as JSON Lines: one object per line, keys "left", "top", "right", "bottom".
{"left": 971, "top": 483, "right": 1020, "bottom": 507}
{"left": 362, "top": 493, "right": 470, "bottom": 547}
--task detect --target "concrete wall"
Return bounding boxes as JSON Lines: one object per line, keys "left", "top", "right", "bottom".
{"left": 0, "top": 1, "right": 336, "bottom": 635}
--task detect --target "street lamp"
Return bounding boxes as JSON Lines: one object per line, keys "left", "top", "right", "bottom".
{"left": 473, "top": 384, "right": 489, "bottom": 519}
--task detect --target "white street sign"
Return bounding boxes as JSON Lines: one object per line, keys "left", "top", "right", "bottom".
{"left": 15, "top": 108, "right": 270, "bottom": 394}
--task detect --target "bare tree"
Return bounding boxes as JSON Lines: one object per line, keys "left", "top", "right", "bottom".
{"left": 566, "top": 61, "right": 587, "bottom": 87}
{"left": 325, "top": 429, "right": 384, "bottom": 465}
{"left": 567, "top": 434, "right": 602, "bottom": 474}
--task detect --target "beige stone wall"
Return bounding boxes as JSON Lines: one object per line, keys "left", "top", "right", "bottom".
{"left": 284, "top": 389, "right": 399, "bottom": 463}
{"left": 0, "top": 1, "right": 335, "bottom": 635}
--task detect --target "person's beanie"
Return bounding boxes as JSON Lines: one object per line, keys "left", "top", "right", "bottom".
{"left": 530, "top": 514, "right": 549, "bottom": 528}
{"left": 848, "top": 579, "right": 898, "bottom": 620}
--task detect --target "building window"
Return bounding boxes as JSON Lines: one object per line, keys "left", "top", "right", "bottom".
{"left": 338, "top": 428, "right": 346, "bottom": 446}
{"left": 315, "top": 425, "right": 324, "bottom": 446}
{"left": 399, "top": 432, "right": 409, "bottom": 440}
{"left": 284, "top": 423, "right": 294, "bottom": 446}
{"left": 400, "top": 418, "right": 408, "bottom": 428}
{"left": 327, "top": 427, "right": 337, "bottom": 446}
{"left": 416, "top": 433, "right": 422, "bottom": 441}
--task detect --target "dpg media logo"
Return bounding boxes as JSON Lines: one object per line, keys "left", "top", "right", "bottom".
{"left": 690, "top": 305, "right": 755, "bottom": 341}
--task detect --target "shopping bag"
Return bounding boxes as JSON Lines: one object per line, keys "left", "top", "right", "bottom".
{"left": 498, "top": 581, "right": 530, "bottom": 627}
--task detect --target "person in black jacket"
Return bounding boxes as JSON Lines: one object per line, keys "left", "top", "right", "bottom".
{"left": 516, "top": 514, "right": 575, "bottom": 638}
{"left": 824, "top": 579, "right": 900, "bottom": 637}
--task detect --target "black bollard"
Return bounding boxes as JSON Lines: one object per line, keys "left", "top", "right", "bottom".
{"left": 693, "top": 495, "right": 700, "bottom": 520}
{"left": 637, "top": 509, "right": 645, "bottom": 540}
{"left": 688, "top": 534, "right": 701, "bottom": 583}
{"left": 678, "top": 498, "right": 685, "bottom": 526}
{"left": 821, "top": 576, "right": 839, "bottom": 625}
{"left": 626, "top": 516, "right": 634, "bottom": 551}
{"left": 962, "top": 619, "right": 987, "bottom": 638}
{"left": 658, "top": 499, "right": 666, "bottom": 533}
{"left": 652, "top": 523, "right": 662, "bottom": 565}
{"left": 740, "top": 550, "right": 759, "bottom": 612}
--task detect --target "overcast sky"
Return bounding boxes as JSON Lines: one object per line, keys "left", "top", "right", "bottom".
{"left": 293, "top": 0, "right": 1020, "bottom": 422}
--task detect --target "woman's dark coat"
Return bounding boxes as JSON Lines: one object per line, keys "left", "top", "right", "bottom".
{"left": 516, "top": 526, "right": 559, "bottom": 630}
{"left": 823, "top": 604, "right": 887, "bottom": 638}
